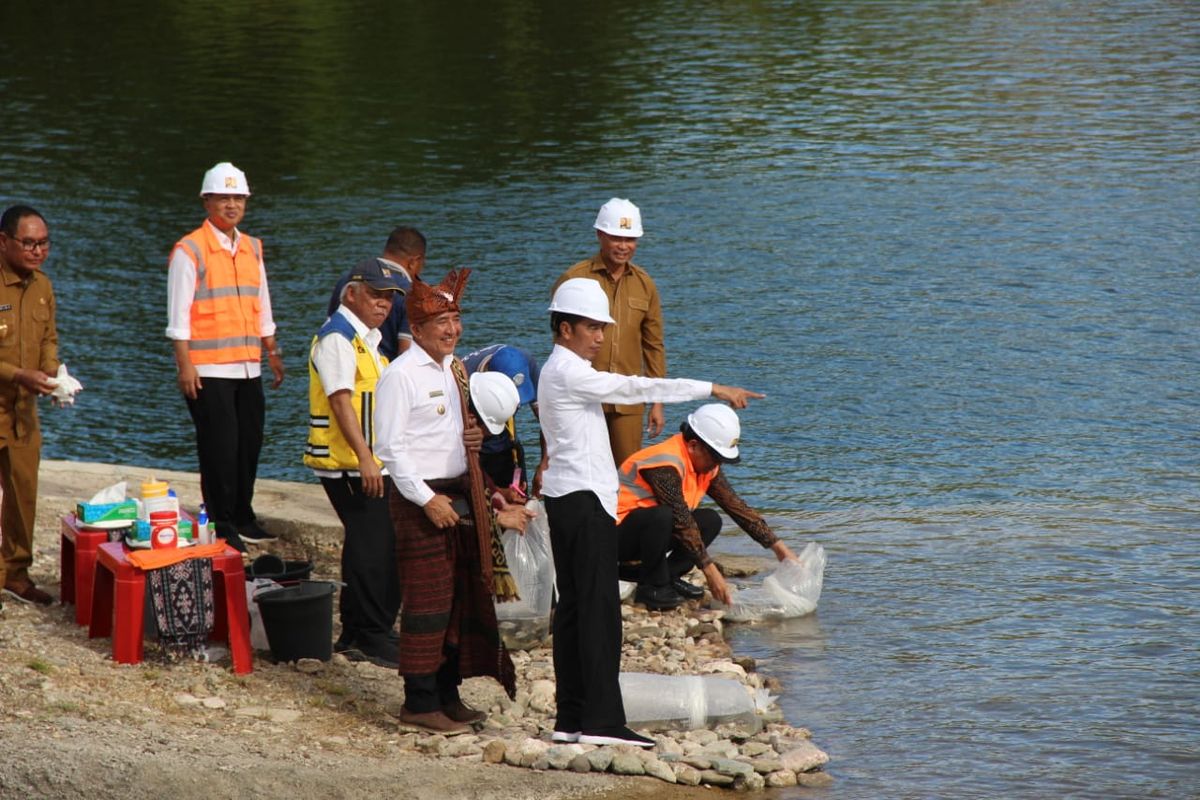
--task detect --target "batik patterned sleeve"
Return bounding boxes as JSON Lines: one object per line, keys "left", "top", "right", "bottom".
{"left": 707, "top": 471, "right": 778, "bottom": 549}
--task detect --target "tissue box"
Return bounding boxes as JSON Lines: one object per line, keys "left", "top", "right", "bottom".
{"left": 76, "top": 500, "right": 138, "bottom": 524}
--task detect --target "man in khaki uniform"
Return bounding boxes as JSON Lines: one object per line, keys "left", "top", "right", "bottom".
{"left": 0, "top": 205, "right": 61, "bottom": 606}
{"left": 553, "top": 198, "right": 665, "bottom": 466}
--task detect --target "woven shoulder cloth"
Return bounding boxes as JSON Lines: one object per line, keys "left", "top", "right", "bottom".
{"left": 450, "top": 357, "right": 520, "bottom": 601}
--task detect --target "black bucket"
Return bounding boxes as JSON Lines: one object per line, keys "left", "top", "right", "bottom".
{"left": 255, "top": 580, "right": 336, "bottom": 662}
{"left": 248, "top": 554, "right": 315, "bottom": 584}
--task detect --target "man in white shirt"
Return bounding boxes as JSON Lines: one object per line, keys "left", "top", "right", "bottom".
{"left": 538, "top": 277, "right": 763, "bottom": 749}
{"left": 375, "top": 269, "right": 533, "bottom": 736}
{"left": 304, "top": 260, "right": 405, "bottom": 668}
{"left": 166, "top": 162, "right": 284, "bottom": 552}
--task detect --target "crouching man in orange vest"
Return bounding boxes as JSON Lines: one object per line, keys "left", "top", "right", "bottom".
{"left": 166, "top": 162, "right": 285, "bottom": 552}
{"left": 616, "top": 404, "right": 796, "bottom": 610}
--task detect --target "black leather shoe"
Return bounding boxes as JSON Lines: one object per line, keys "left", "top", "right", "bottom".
{"left": 634, "top": 584, "right": 685, "bottom": 611}
{"left": 671, "top": 578, "right": 705, "bottom": 600}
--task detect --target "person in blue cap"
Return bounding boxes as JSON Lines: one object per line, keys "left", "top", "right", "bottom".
{"left": 462, "top": 344, "right": 544, "bottom": 498}
{"left": 326, "top": 227, "right": 425, "bottom": 361}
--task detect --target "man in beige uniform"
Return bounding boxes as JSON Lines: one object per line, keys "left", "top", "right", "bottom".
{"left": 0, "top": 205, "right": 61, "bottom": 606}
{"left": 553, "top": 198, "right": 665, "bottom": 466}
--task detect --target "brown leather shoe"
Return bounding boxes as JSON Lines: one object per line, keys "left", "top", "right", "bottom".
{"left": 397, "top": 707, "right": 471, "bottom": 736}
{"left": 442, "top": 699, "right": 486, "bottom": 725}
{"left": 3, "top": 581, "right": 53, "bottom": 606}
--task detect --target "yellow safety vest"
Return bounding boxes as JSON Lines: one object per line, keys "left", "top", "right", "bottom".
{"left": 303, "top": 315, "right": 387, "bottom": 471}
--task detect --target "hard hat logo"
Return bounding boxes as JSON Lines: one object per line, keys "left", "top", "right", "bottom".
{"left": 199, "top": 162, "right": 252, "bottom": 197}
{"left": 593, "top": 197, "right": 644, "bottom": 238}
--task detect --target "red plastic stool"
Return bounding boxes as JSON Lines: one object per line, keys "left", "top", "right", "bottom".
{"left": 88, "top": 541, "right": 253, "bottom": 674}
{"left": 60, "top": 514, "right": 112, "bottom": 626}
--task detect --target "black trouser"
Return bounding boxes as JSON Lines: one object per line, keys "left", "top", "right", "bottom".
{"left": 617, "top": 506, "right": 722, "bottom": 587}
{"left": 321, "top": 475, "right": 400, "bottom": 654}
{"left": 545, "top": 491, "right": 625, "bottom": 732}
{"left": 403, "top": 648, "right": 462, "bottom": 713}
{"left": 185, "top": 376, "right": 264, "bottom": 542}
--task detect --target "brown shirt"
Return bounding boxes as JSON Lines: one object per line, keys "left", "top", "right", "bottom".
{"left": 0, "top": 259, "right": 59, "bottom": 444}
{"left": 642, "top": 466, "right": 777, "bottom": 569}
{"left": 554, "top": 255, "right": 665, "bottom": 414}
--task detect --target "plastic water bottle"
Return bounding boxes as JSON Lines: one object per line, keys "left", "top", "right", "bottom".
{"left": 197, "top": 503, "right": 211, "bottom": 545}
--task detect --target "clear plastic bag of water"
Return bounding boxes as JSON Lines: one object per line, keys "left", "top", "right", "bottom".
{"left": 619, "top": 672, "right": 767, "bottom": 732}
{"left": 719, "top": 541, "right": 826, "bottom": 622}
{"left": 495, "top": 498, "right": 555, "bottom": 617}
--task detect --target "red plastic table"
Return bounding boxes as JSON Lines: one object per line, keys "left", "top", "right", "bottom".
{"left": 87, "top": 541, "right": 253, "bottom": 674}
{"left": 60, "top": 511, "right": 196, "bottom": 627}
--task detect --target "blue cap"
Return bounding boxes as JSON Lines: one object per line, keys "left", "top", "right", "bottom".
{"left": 345, "top": 257, "right": 405, "bottom": 292}
{"left": 485, "top": 346, "right": 536, "bottom": 405}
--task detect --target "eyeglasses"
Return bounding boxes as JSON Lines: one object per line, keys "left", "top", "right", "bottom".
{"left": 15, "top": 238, "right": 51, "bottom": 253}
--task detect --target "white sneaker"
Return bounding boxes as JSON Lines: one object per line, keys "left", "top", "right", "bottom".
{"left": 578, "top": 727, "right": 655, "bottom": 748}
{"left": 551, "top": 730, "right": 580, "bottom": 743}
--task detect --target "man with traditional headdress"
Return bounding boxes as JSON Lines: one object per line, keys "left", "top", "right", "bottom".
{"left": 375, "top": 269, "right": 534, "bottom": 735}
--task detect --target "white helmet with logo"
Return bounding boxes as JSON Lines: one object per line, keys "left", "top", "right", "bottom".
{"left": 687, "top": 404, "right": 741, "bottom": 463}
{"left": 593, "top": 197, "right": 643, "bottom": 238}
{"left": 548, "top": 278, "right": 616, "bottom": 324}
{"left": 200, "top": 162, "right": 252, "bottom": 197}
{"left": 469, "top": 372, "right": 521, "bottom": 435}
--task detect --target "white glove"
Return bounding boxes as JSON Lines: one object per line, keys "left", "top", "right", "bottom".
{"left": 48, "top": 364, "right": 84, "bottom": 407}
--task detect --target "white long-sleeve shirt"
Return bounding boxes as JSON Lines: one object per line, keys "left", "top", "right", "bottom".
{"left": 538, "top": 343, "right": 712, "bottom": 519}
{"left": 374, "top": 342, "right": 467, "bottom": 507}
{"left": 165, "top": 220, "right": 277, "bottom": 379}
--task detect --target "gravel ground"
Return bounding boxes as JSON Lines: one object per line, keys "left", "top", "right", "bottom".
{"left": 0, "top": 461, "right": 818, "bottom": 799}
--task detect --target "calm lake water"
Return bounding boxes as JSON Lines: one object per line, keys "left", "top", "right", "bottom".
{"left": 2, "top": 1, "right": 1197, "bottom": 797}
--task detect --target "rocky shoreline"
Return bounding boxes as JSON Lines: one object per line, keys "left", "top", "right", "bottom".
{"left": 0, "top": 460, "right": 829, "bottom": 798}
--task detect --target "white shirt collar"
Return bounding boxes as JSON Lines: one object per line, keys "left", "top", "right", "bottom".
{"left": 408, "top": 340, "right": 453, "bottom": 370}
{"left": 204, "top": 219, "right": 239, "bottom": 252}
{"left": 334, "top": 304, "right": 382, "bottom": 348}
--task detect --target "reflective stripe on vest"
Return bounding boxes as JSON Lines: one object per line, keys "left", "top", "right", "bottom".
{"left": 616, "top": 434, "right": 717, "bottom": 524}
{"left": 303, "top": 316, "right": 388, "bottom": 472}
{"left": 176, "top": 224, "right": 264, "bottom": 365}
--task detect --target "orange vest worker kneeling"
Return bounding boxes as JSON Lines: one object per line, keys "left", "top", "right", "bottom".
{"left": 615, "top": 404, "right": 797, "bottom": 610}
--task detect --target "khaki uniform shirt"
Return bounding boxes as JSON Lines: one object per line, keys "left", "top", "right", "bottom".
{"left": 0, "top": 258, "right": 59, "bottom": 444}
{"left": 555, "top": 255, "right": 666, "bottom": 414}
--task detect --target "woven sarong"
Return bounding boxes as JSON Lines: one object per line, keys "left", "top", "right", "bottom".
{"left": 147, "top": 559, "right": 215, "bottom": 661}
{"left": 390, "top": 485, "right": 516, "bottom": 698}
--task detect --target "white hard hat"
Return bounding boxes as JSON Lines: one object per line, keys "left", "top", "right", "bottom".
{"left": 469, "top": 372, "right": 521, "bottom": 435}
{"left": 593, "top": 197, "right": 643, "bottom": 238}
{"left": 199, "top": 162, "right": 251, "bottom": 197}
{"left": 687, "top": 404, "right": 741, "bottom": 463}
{"left": 548, "top": 278, "right": 615, "bottom": 324}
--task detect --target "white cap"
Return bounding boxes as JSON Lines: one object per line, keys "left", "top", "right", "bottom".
{"left": 548, "top": 278, "right": 615, "bottom": 324}
{"left": 469, "top": 372, "right": 521, "bottom": 435}
{"left": 687, "top": 404, "right": 741, "bottom": 463}
{"left": 593, "top": 197, "right": 643, "bottom": 238}
{"left": 200, "top": 162, "right": 251, "bottom": 197}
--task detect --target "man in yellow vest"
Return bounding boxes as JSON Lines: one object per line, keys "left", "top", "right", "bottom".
{"left": 616, "top": 404, "right": 796, "bottom": 610}
{"left": 305, "top": 260, "right": 404, "bottom": 668}
{"left": 167, "top": 162, "right": 285, "bottom": 552}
